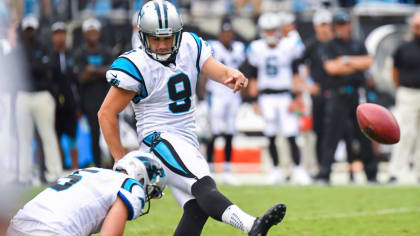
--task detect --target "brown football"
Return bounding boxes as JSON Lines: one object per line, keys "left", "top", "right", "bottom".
{"left": 356, "top": 103, "right": 400, "bottom": 144}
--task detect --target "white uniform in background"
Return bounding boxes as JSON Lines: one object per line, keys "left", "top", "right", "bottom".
{"left": 131, "top": 11, "right": 143, "bottom": 49}
{"left": 206, "top": 40, "right": 245, "bottom": 135}
{"left": 247, "top": 37, "right": 304, "bottom": 137}
{"left": 132, "top": 32, "right": 143, "bottom": 49}
{"left": 106, "top": 32, "right": 213, "bottom": 207}
{"left": 284, "top": 30, "right": 305, "bottom": 57}
{"left": 8, "top": 168, "right": 145, "bottom": 236}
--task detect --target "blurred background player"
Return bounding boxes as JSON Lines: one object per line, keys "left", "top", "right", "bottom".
{"left": 48, "top": 21, "right": 80, "bottom": 171}
{"left": 73, "top": 18, "right": 113, "bottom": 168}
{"left": 246, "top": 12, "right": 311, "bottom": 185}
{"left": 316, "top": 11, "right": 378, "bottom": 184}
{"left": 7, "top": 151, "right": 167, "bottom": 236}
{"left": 205, "top": 16, "right": 245, "bottom": 185}
{"left": 279, "top": 11, "right": 303, "bottom": 54}
{"left": 388, "top": 11, "right": 420, "bottom": 184}
{"left": 131, "top": 10, "right": 142, "bottom": 49}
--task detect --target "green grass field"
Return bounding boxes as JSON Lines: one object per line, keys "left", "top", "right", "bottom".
{"left": 22, "top": 185, "right": 420, "bottom": 236}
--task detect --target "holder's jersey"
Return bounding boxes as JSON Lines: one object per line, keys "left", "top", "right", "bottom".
{"left": 106, "top": 32, "right": 212, "bottom": 147}
{"left": 247, "top": 37, "right": 304, "bottom": 91}
{"left": 206, "top": 40, "right": 245, "bottom": 97}
{"left": 12, "top": 168, "right": 145, "bottom": 236}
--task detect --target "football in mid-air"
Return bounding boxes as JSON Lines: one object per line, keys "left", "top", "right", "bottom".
{"left": 356, "top": 103, "right": 400, "bottom": 144}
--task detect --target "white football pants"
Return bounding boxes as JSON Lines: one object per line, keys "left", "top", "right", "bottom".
{"left": 388, "top": 87, "right": 420, "bottom": 179}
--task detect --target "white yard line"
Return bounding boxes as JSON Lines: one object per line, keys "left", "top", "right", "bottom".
{"left": 286, "top": 207, "right": 420, "bottom": 221}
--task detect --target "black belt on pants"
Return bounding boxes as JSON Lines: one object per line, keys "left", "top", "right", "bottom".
{"left": 259, "top": 89, "right": 290, "bottom": 95}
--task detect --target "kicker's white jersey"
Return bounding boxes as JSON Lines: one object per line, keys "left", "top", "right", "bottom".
{"left": 247, "top": 37, "right": 304, "bottom": 91}
{"left": 206, "top": 40, "right": 245, "bottom": 97}
{"left": 11, "top": 168, "right": 145, "bottom": 236}
{"left": 107, "top": 32, "right": 212, "bottom": 147}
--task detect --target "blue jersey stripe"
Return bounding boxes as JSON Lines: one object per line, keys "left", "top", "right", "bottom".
{"left": 143, "top": 132, "right": 195, "bottom": 178}
{"left": 109, "top": 57, "right": 148, "bottom": 100}
{"left": 189, "top": 32, "right": 202, "bottom": 80}
{"left": 143, "top": 134, "right": 153, "bottom": 146}
{"left": 110, "top": 57, "right": 143, "bottom": 82}
{"left": 143, "top": 133, "right": 188, "bottom": 175}
{"left": 122, "top": 178, "right": 144, "bottom": 192}
{"left": 154, "top": 141, "right": 188, "bottom": 174}
{"left": 118, "top": 191, "right": 135, "bottom": 220}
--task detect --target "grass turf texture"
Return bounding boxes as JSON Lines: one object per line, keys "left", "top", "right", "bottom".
{"left": 22, "top": 185, "right": 420, "bottom": 236}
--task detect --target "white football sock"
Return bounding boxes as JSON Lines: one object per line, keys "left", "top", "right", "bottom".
{"left": 221, "top": 205, "right": 256, "bottom": 233}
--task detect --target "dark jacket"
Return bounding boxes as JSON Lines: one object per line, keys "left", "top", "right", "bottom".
{"left": 48, "top": 49, "right": 79, "bottom": 110}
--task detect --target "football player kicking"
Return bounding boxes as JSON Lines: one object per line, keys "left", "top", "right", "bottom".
{"left": 98, "top": 1, "right": 286, "bottom": 235}
{"left": 7, "top": 151, "right": 166, "bottom": 236}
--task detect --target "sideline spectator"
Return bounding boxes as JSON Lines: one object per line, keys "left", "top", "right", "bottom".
{"left": 315, "top": 11, "right": 377, "bottom": 184}
{"left": 16, "top": 15, "right": 63, "bottom": 184}
{"left": 388, "top": 12, "right": 420, "bottom": 184}
{"left": 292, "top": 9, "right": 333, "bottom": 165}
{"left": 73, "top": 18, "right": 112, "bottom": 167}
{"left": 48, "top": 21, "right": 79, "bottom": 170}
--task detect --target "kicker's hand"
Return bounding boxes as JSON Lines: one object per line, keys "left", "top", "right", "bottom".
{"left": 224, "top": 69, "right": 248, "bottom": 93}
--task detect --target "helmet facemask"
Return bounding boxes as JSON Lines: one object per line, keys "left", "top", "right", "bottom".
{"left": 140, "top": 30, "right": 183, "bottom": 63}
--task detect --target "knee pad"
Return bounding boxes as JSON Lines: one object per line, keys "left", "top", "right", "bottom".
{"left": 191, "top": 176, "right": 232, "bottom": 221}
{"left": 192, "top": 176, "right": 217, "bottom": 196}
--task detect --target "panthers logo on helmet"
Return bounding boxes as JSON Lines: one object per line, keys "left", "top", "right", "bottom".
{"left": 115, "top": 151, "right": 167, "bottom": 200}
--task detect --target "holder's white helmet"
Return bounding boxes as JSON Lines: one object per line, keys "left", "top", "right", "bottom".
{"left": 114, "top": 151, "right": 166, "bottom": 200}
{"left": 138, "top": 0, "right": 183, "bottom": 63}
{"left": 258, "top": 12, "right": 281, "bottom": 45}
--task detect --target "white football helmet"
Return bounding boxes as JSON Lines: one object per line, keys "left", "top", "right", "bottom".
{"left": 114, "top": 151, "right": 167, "bottom": 200}
{"left": 138, "top": 0, "right": 183, "bottom": 62}
{"left": 258, "top": 12, "right": 281, "bottom": 45}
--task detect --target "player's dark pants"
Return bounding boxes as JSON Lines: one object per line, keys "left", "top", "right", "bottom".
{"left": 81, "top": 98, "right": 104, "bottom": 168}
{"left": 313, "top": 93, "right": 357, "bottom": 170}
{"left": 318, "top": 91, "right": 378, "bottom": 181}
{"left": 84, "top": 107, "right": 101, "bottom": 167}
{"left": 206, "top": 134, "right": 233, "bottom": 164}
{"left": 311, "top": 94, "right": 326, "bottom": 164}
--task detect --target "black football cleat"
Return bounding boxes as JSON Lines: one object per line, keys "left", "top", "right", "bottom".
{"left": 248, "top": 203, "right": 286, "bottom": 236}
